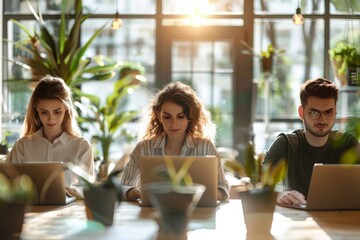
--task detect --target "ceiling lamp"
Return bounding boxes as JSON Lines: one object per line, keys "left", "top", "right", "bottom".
{"left": 292, "top": 0, "right": 304, "bottom": 25}
{"left": 111, "top": 0, "right": 123, "bottom": 30}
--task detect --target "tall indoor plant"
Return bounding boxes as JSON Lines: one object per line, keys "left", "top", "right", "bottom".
{"left": 74, "top": 74, "right": 144, "bottom": 180}
{"left": 9, "top": 0, "right": 118, "bottom": 89}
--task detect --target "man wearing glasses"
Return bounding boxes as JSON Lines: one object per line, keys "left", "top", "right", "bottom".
{"left": 264, "top": 78, "right": 360, "bottom": 206}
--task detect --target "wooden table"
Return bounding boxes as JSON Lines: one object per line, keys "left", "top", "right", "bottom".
{"left": 21, "top": 200, "right": 360, "bottom": 240}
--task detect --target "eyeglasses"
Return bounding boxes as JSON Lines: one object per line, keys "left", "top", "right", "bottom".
{"left": 306, "top": 109, "right": 336, "bottom": 120}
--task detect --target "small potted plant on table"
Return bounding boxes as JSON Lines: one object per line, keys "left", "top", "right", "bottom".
{"left": 66, "top": 163, "right": 123, "bottom": 226}
{"left": 0, "top": 173, "right": 35, "bottom": 239}
{"left": 142, "top": 156, "right": 205, "bottom": 240}
{"left": 224, "top": 141, "right": 287, "bottom": 238}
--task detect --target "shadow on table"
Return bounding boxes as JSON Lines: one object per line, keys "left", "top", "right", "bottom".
{"left": 308, "top": 210, "right": 360, "bottom": 238}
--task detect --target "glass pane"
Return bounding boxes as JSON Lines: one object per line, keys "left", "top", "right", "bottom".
{"left": 193, "top": 42, "right": 213, "bottom": 71}
{"left": 213, "top": 74, "right": 233, "bottom": 147}
{"left": 85, "top": 0, "right": 156, "bottom": 14}
{"left": 2, "top": 80, "right": 33, "bottom": 146}
{"left": 83, "top": 19, "right": 155, "bottom": 83}
{"left": 192, "top": 74, "right": 212, "bottom": 107}
{"left": 172, "top": 42, "right": 192, "bottom": 71}
{"left": 214, "top": 41, "right": 233, "bottom": 71}
{"left": 330, "top": 1, "right": 360, "bottom": 14}
{"left": 213, "top": 74, "right": 233, "bottom": 112}
{"left": 254, "top": 0, "right": 324, "bottom": 14}
{"left": 254, "top": 19, "right": 325, "bottom": 118}
{"left": 172, "top": 73, "right": 192, "bottom": 84}
{"left": 4, "top": 0, "right": 69, "bottom": 13}
{"left": 162, "top": 18, "right": 244, "bottom": 26}
{"left": 163, "top": 0, "right": 244, "bottom": 14}
{"left": 253, "top": 18, "right": 325, "bottom": 150}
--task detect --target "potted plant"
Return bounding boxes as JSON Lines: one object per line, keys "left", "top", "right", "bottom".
{"left": 9, "top": 0, "right": 118, "bottom": 90}
{"left": 260, "top": 44, "right": 275, "bottom": 74}
{"left": 74, "top": 72, "right": 145, "bottom": 180}
{"left": 142, "top": 156, "right": 205, "bottom": 240}
{"left": 0, "top": 173, "right": 35, "bottom": 238}
{"left": 329, "top": 41, "right": 360, "bottom": 86}
{"left": 240, "top": 41, "right": 285, "bottom": 75}
{"left": 66, "top": 162, "right": 123, "bottom": 226}
{"left": 224, "top": 141, "right": 287, "bottom": 238}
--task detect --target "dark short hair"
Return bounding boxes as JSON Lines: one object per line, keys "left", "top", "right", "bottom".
{"left": 300, "top": 78, "right": 338, "bottom": 106}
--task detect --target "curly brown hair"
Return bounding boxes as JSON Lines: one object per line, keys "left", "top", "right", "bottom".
{"left": 139, "top": 81, "right": 216, "bottom": 142}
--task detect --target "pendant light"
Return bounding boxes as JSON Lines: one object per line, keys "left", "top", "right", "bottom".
{"left": 111, "top": 0, "right": 123, "bottom": 30}
{"left": 292, "top": 0, "right": 304, "bottom": 25}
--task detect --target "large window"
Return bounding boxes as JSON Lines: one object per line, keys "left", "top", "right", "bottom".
{"left": 2, "top": 0, "right": 359, "bottom": 157}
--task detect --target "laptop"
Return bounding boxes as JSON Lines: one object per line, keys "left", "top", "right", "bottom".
{"left": 282, "top": 164, "right": 360, "bottom": 210}
{"left": 0, "top": 162, "right": 76, "bottom": 205}
{"left": 139, "top": 155, "right": 218, "bottom": 207}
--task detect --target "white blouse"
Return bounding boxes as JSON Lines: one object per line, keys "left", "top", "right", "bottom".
{"left": 6, "top": 129, "right": 94, "bottom": 187}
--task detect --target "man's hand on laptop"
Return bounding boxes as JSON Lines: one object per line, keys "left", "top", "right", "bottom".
{"left": 277, "top": 190, "right": 306, "bottom": 206}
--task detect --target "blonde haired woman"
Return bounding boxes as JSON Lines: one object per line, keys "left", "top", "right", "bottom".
{"left": 121, "top": 81, "right": 229, "bottom": 201}
{"left": 6, "top": 75, "right": 94, "bottom": 198}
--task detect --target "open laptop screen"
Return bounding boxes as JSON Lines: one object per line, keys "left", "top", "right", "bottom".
{"left": 281, "top": 164, "right": 360, "bottom": 210}
{"left": 139, "top": 155, "right": 218, "bottom": 207}
{"left": 0, "top": 162, "right": 75, "bottom": 205}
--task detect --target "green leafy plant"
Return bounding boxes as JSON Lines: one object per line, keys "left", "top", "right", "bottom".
{"left": 66, "top": 162, "right": 123, "bottom": 202}
{"left": 9, "top": 0, "right": 118, "bottom": 88}
{"left": 329, "top": 41, "right": 360, "bottom": 75}
{"left": 224, "top": 141, "right": 287, "bottom": 191}
{"left": 74, "top": 76, "right": 142, "bottom": 166}
{"left": 0, "top": 173, "right": 35, "bottom": 204}
{"left": 260, "top": 44, "right": 275, "bottom": 59}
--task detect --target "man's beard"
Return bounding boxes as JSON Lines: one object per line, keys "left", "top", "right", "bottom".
{"left": 303, "top": 117, "right": 334, "bottom": 137}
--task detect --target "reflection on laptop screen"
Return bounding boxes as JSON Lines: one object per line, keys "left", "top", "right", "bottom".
{"left": 139, "top": 155, "right": 218, "bottom": 207}
{"left": 0, "top": 162, "right": 76, "bottom": 205}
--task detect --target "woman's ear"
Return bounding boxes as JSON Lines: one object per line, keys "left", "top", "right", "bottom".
{"left": 298, "top": 106, "right": 304, "bottom": 120}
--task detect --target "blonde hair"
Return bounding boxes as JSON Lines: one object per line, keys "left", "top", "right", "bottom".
{"left": 22, "top": 75, "right": 81, "bottom": 137}
{"left": 138, "top": 81, "right": 216, "bottom": 142}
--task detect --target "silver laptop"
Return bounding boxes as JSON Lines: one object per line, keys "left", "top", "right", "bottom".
{"left": 0, "top": 162, "right": 76, "bottom": 205}
{"left": 282, "top": 164, "right": 360, "bottom": 210}
{"left": 139, "top": 155, "right": 218, "bottom": 207}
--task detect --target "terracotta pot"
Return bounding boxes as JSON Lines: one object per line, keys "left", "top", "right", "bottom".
{"left": 261, "top": 56, "right": 273, "bottom": 74}
{"left": 240, "top": 188, "right": 277, "bottom": 239}
{"left": 83, "top": 187, "right": 117, "bottom": 226}
{"left": 0, "top": 202, "right": 26, "bottom": 239}
{"left": 143, "top": 183, "right": 205, "bottom": 240}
